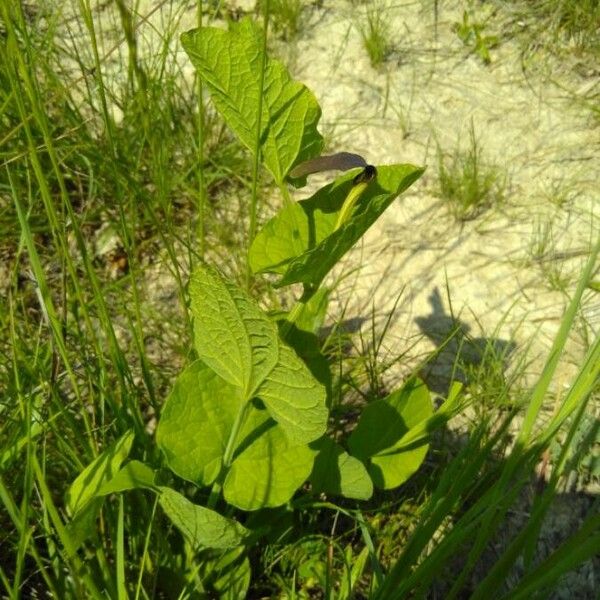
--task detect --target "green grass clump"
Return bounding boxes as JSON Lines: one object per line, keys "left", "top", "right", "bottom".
{"left": 437, "top": 124, "right": 506, "bottom": 220}
{"left": 358, "top": 3, "right": 394, "bottom": 68}
{"left": 258, "top": 0, "right": 304, "bottom": 40}
{"left": 502, "top": 0, "right": 600, "bottom": 58}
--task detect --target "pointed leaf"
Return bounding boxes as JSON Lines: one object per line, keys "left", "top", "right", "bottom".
{"left": 66, "top": 430, "right": 134, "bottom": 515}
{"left": 97, "top": 461, "right": 157, "bottom": 495}
{"left": 64, "top": 499, "right": 103, "bottom": 556}
{"left": 310, "top": 437, "right": 373, "bottom": 500}
{"left": 348, "top": 378, "right": 432, "bottom": 489}
{"left": 224, "top": 408, "right": 318, "bottom": 510}
{"left": 256, "top": 344, "right": 328, "bottom": 444}
{"left": 156, "top": 360, "right": 244, "bottom": 486}
{"left": 181, "top": 20, "right": 323, "bottom": 185}
{"left": 159, "top": 487, "right": 249, "bottom": 549}
{"left": 189, "top": 264, "right": 279, "bottom": 397}
{"left": 250, "top": 164, "right": 425, "bottom": 287}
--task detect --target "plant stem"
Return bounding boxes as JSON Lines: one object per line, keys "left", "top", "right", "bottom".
{"left": 246, "top": 0, "right": 270, "bottom": 289}
{"left": 279, "top": 284, "right": 317, "bottom": 341}
{"left": 197, "top": 0, "right": 206, "bottom": 260}
{"left": 206, "top": 401, "right": 250, "bottom": 509}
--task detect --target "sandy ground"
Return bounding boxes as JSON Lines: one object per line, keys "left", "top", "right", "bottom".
{"left": 280, "top": 1, "right": 600, "bottom": 395}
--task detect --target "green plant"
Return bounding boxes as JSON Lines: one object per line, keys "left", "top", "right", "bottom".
{"left": 437, "top": 123, "right": 506, "bottom": 220}
{"left": 3, "top": 3, "right": 600, "bottom": 598}
{"left": 57, "top": 17, "right": 448, "bottom": 597}
{"left": 453, "top": 9, "right": 499, "bottom": 65}
{"left": 258, "top": 0, "right": 304, "bottom": 40}
{"left": 527, "top": 217, "right": 574, "bottom": 292}
{"left": 359, "top": 2, "right": 394, "bottom": 68}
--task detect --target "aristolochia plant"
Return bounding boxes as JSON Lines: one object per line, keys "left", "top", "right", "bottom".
{"left": 64, "top": 18, "right": 462, "bottom": 597}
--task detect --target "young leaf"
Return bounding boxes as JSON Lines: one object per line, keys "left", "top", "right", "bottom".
{"left": 66, "top": 430, "right": 134, "bottom": 516}
{"left": 250, "top": 164, "right": 425, "bottom": 287}
{"left": 224, "top": 408, "right": 318, "bottom": 510}
{"left": 189, "top": 264, "right": 279, "bottom": 397}
{"left": 256, "top": 344, "right": 328, "bottom": 445}
{"left": 64, "top": 499, "right": 104, "bottom": 556}
{"left": 309, "top": 437, "right": 373, "bottom": 500}
{"left": 156, "top": 360, "right": 244, "bottom": 486}
{"left": 97, "top": 461, "right": 157, "bottom": 495}
{"left": 158, "top": 487, "right": 249, "bottom": 550}
{"left": 348, "top": 378, "right": 433, "bottom": 489}
{"left": 181, "top": 20, "right": 323, "bottom": 185}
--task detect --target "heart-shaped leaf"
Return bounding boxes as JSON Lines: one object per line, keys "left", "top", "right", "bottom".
{"left": 189, "top": 265, "right": 328, "bottom": 443}
{"left": 190, "top": 264, "right": 279, "bottom": 398}
{"left": 309, "top": 437, "right": 373, "bottom": 500}
{"left": 256, "top": 344, "right": 328, "bottom": 445}
{"left": 181, "top": 20, "right": 323, "bottom": 186}
{"left": 156, "top": 360, "right": 244, "bottom": 486}
{"left": 250, "top": 164, "right": 425, "bottom": 288}
{"left": 224, "top": 407, "right": 318, "bottom": 510}
{"left": 348, "top": 378, "right": 433, "bottom": 489}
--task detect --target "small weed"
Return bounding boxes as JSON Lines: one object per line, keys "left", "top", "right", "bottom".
{"left": 505, "top": 0, "right": 600, "bottom": 65}
{"left": 453, "top": 9, "right": 499, "bottom": 65}
{"left": 258, "top": 0, "right": 304, "bottom": 40}
{"left": 359, "top": 2, "right": 394, "bottom": 68}
{"left": 531, "top": 0, "right": 599, "bottom": 54}
{"left": 527, "top": 217, "right": 573, "bottom": 292}
{"left": 437, "top": 124, "right": 506, "bottom": 220}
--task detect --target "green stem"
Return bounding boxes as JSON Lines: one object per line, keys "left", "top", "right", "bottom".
{"left": 206, "top": 401, "right": 251, "bottom": 509}
{"left": 279, "top": 284, "right": 317, "bottom": 341}
{"left": 196, "top": 0, "right": 206, "bottom": 260}
{"left": 246, "top": 0, "right": 270, "bottom": 289}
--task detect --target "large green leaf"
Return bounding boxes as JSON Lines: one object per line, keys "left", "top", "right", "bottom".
{"left": 189, "top": 264, "right": 279, "bottom": 397}
{"left": 250, "top": 164, "right": 425, "bottom": 287}
{"left": 66, "top": 430, "right": 134, "bottom": 516}
{"left": 348, "top": 378, "right": 433, "bottom": 489}
{"left": 309, "top": 437, "right": 373, "bottom": 500}
{"left": 256, "top": 344, "right": 327, "bottom": 444}
{"left": 156, "top": 360, "right": 243, "bottom": 486}
{"left": 181, "top": 20, "right": 323, "bottom": 185}
{"left": 189, "top": 265, "right": 327, "bottom": 443}
{"left": 224, "top": 408, "right": 318, "bottom": 510}
{"left": 159, "top": 487, "right": 249, "bottom": 550}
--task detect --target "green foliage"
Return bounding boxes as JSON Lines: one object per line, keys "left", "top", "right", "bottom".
{"left": 453, "top": 10, "right": 499, "bottom": 64}
{"left": 359, "top": 2, "right": 395, "bottom": 68}
{"left": 158, "top": 487, "right": 250, "bottom": 549}
{"left": 2, "top": 3, "right": 599, "bottom": 598}
{"left": 181, "top": 20, "right": 323, "bottom": 187}
{"left": 250, "top": 164, "right": 425, "bottom": 287}
{"left": 349, "top": 378, "right": 433, "bottom": 489}
{"left": 144, "top": 14, "right": 428, "bottom": 590}
{"left": 66, "top": 431, "right": 135, "bottom": 516}
{"left": 438, "top": 123, "right": 506, "bottom": 220}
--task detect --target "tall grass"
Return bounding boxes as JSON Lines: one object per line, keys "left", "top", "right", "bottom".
{"left": 0, "top": 2, "right": 248, "bottom": 595}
